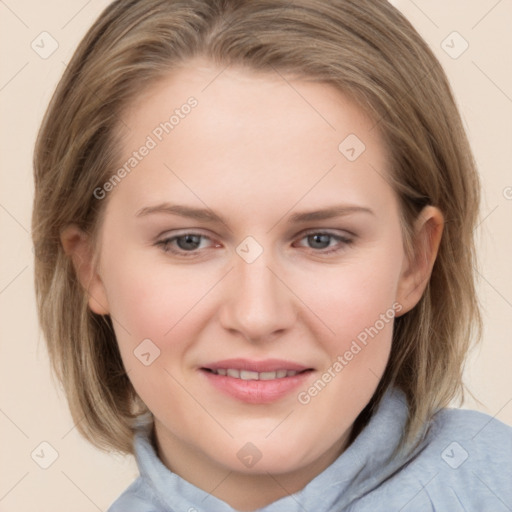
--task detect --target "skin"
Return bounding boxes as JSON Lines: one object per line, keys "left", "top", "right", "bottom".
{"left": 62, "top": 58, "right": 443, "bottom": 511}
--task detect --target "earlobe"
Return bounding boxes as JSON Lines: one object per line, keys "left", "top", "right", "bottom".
{"left": 396, "top": 206, "right": 444, "bottom": 316}
{"left": 60, "top": 224, "right": 110, "bottom": 315}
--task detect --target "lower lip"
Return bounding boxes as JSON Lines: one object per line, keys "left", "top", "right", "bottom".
{"left": 201, "top": 370, "right": 313, "bottom": 404}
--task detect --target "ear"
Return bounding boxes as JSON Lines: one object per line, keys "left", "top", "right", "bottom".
{"left": 395, "top": 206, "right": 444, "bottom": 316}
{"left": 60, "top": 224, "right": 110, "bottom": 315}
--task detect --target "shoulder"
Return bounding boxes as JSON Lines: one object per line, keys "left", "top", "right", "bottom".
{"left": 427, "top": 405, "right": 512, "bottom": 464}
{"left": 107, "top": 477, "right": 161, "bottom": 512}
{"left": 394, "top": 406, "right": 512, "bottom": 511}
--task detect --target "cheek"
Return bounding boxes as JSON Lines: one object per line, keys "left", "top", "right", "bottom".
{"left": 102, "top": 251, "right": 207, "bottom": 340}
{"left": 102, "top": 260, "right": 202, "bottom": 409}
{"left": 294, "top": 261, "right": 399, "bottom": 432}
{"left": 297, "top": 248, "right": 402, "bottom": 405}
{"left": 305, "top": 249, "right": 402, "bottom": 348}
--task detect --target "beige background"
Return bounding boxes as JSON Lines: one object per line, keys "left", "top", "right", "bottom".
{"left": 1, "top": 0, "right": 511, "bottom": 510}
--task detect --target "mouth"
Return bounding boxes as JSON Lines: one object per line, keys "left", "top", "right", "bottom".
{"left": 199, "top": 359, "right": 314, "bottom": 403}
{"left": 201, "top": 368, "right": 312, "bottom": 380}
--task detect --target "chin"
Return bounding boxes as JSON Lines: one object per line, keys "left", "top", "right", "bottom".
{"left": 212, "top": 438, "right": 326, "bottom": 476}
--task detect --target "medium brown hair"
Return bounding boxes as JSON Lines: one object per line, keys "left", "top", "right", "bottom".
{"left": 32, "top": 0, "right": 481, "bottom": 455}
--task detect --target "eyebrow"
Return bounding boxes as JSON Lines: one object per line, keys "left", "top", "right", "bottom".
{"left": 135, "top": 203, "right": 375, "bottom": 224}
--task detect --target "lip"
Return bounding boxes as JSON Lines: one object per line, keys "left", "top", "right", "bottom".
{"left": 202, "top": 358, "right": 310, "bottom": 373}
{"left": 200, "top": 358, "right": 314, "bottom": 404}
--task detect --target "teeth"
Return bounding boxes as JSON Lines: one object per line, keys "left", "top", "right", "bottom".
{"left": 240, "top": 370, "right": 259, "bottom": 380}
{"left": 211, "top": 368, "right": 302, "bottom": 380}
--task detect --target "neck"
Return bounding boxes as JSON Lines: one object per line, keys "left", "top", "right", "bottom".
{"left": 152, "top": 423, "right": 352, "bottom": 511}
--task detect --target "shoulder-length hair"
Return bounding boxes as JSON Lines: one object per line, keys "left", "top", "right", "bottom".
{"left": 32, "top": 0, "right": 481, "bottom": 455}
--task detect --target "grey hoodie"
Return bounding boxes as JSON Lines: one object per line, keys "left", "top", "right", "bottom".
{"left": 108, "top": 386, "right": 512, "bottom": 511}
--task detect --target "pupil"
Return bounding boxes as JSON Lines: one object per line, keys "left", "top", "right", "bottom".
{"left": 309, "top": 234, "right": 330, "bottom": 249}
{"left": 178, "top": 234, "right": 201, "bottom": 250}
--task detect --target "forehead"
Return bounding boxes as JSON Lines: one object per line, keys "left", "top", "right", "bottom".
{"left": 111, "top": 59, "right": 395, "bottom": 221}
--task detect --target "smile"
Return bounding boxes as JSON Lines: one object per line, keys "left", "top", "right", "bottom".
{"left": 204, "top": 368, "right": 307, "bottom": 380}
{"left": 200, "top": 359, "right": 314, "bottom": 404}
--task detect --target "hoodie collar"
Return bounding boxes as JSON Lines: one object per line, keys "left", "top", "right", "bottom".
{"left": 132, "top": 386, "right": 420, "bottom": 512}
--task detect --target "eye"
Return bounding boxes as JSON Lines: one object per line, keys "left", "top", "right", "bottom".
{"left": 156, "top": 232, "right": 217, "bottom": 257}
{"left": 156, "top": 230, "right": 353, "bottom": 258}
{"left": 295, "top": 230, "right": 353, "bottom": 255}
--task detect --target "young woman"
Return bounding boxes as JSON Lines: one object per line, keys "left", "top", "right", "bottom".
{"left": 32, "top": 0, "right": 511, "bottom": 510}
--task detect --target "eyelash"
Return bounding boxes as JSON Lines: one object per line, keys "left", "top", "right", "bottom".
{"left": 155, "top": 230, "right": 354, "bottom": 258}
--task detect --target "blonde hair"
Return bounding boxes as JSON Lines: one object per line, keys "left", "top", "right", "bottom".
{"left": 32, "top": 0, "right": 481, "bottom": 455}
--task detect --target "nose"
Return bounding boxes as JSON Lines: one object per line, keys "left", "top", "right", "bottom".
{"left": 218, "top": 246, "right": 297, "bottom": 343}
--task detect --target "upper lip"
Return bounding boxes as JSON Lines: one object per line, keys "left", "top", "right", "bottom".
{"left": 201, "top": 358, "right": 312, "bottom": 372}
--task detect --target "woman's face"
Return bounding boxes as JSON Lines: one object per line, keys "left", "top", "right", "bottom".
{"left": 77, "top": 58, "right": 439, "bottom": 497}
